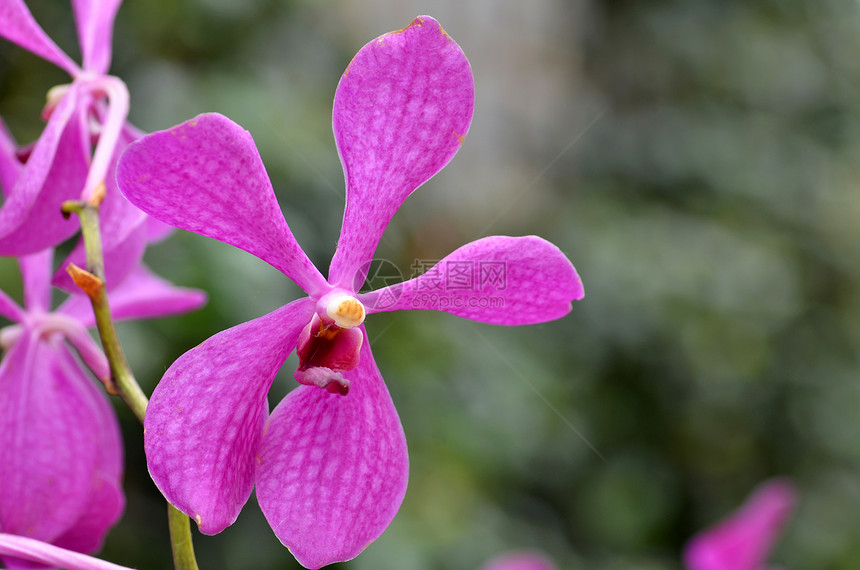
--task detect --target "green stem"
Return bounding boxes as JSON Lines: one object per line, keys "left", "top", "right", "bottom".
{"left": 62, "top": 199, "right": 200, "bottom": 570}
{"left": 167, "top": 504, "right": 199, "bottom": 570}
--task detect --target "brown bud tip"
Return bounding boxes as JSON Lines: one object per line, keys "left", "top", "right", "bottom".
{"left": 67, "top": 263, "right": 104, "bottom": 297}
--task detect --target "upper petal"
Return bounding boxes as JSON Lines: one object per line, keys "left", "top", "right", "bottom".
{"left": 360, "top": 236, "right": 583, "bottom": 325}
{"left": 256, "top": 331, "right": 409, "bottom": 569}
{"left": 328, "top": 16, "right": 475, "bottom": 288}
{"left": 0, "top": 0, "right": 80, "bottom": 76}
{"left": 144, "top": 297, "right": 314, "bottom": 535}
{"left": 71, "top": 0, "right": 121, "bottom": 74}
{"left": 0, "top": 87, "right": 89, "bottom": 256}
{"left": 117, "top": 113, "right": 327, "bottom": 295}
{"left": 683, "top": 478, "right": 797, "bottom": 570}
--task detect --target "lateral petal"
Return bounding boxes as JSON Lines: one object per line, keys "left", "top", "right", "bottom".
{"left": 0, "top": 289, "right": 23, "bottom": 322}
{"left": 256, "top": 332, "right": 408, "bottom": 569}
{"left": 361, "top": 236, "right": 583, "bottom": 325}
{"left": 144, "top": 297, "right": 314, "bottom": 535}
{"left": 328, "top": 16, "right": 474, "bottom": 288}
{"left": 0, "top": 0, "right": 80, "bottom": 76}
{"left": 117, "top": 113, "right": 326, "bottom": 295}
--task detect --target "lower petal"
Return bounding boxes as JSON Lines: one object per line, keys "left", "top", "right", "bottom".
{"left": 144, "top": 297, "right": 314, "bottom": 535}
{"left": 256, "top": 332, "right": 408, "bottom": 569}
{"left": 0, "top": 335, "right": 102, "bottom": 544}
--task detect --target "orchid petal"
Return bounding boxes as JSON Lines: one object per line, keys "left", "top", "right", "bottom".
{"left": 0, "top": 88, "right": 89, "bottom": 256}
{"left": 328, "top": 15, "right": 474, "bottom": 287}
{"left": 0, "top": 534, "right": 135, "bottom": 570}
{"left": 0, "top": 1, "right": 80, "bottom": 76}
{"left": 256, "top": 333, "right": 408, "bottom": 569}
{"left": 684, "top": 478, "right": 797, "bottom": 570}
{"left": 18, "top": 250, "right": 53, "bottom": 314}
{"left": 70, "top": 0, "right": 121, "bottom": 74}
{"left": 51, "top": 344, "right": 124, "bottom": 554}
{"left": 360, "top": 236, "right": 583, "bottom": 325}
{"left": 0, "top": 335, "right": 101, "bottom": 544}
{"left": 144, "top": 297, "right": 314, "bottom": 535}
{"left": 117, "top": 113, "right": 327, "bottom": 296}
{"left": 0, "top": 117, "right": 22, "bottom": 196}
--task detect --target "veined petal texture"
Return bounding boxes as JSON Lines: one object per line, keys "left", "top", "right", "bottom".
{"left": 144, "top": 298, "right": 315, "bottom": 535}
{"left": 70, "top": 0, "right": 122, "bottom": 74}
{"left": 0, "top": 0, "right": 80, "bottom": 75}
{"left": 117, "top": 113, "right": 327, "bottom": 296}
{"left": 328, "top": 15, "right": 474, "bottom": 288}
{"left": 256, "top": 333, "right": 408, "bottom": 569}
{"left": 361, "top": 236, "right": 583, "bottom": 325}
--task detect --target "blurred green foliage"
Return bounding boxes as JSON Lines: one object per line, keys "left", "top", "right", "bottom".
{"left": 2, "top": 0, "right": 860, "bottom": 568}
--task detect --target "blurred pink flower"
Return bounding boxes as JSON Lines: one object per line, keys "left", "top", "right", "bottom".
{"left": 0, "top": 249, "right": 204, "bottom": 568}
{"left": 684, "top": 478, "right": 797, "bottom": 570}
{"left": 0, "top": 0, "right": 169, "bottom": 290}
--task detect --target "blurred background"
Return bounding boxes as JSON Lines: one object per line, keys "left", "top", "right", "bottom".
{"left": 2, "top": 0, "right": 860, "bottom": 568}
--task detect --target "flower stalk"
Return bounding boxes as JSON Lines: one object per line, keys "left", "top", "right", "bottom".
{"left": 60, "top": 199, "right": 199, "bottom": 570}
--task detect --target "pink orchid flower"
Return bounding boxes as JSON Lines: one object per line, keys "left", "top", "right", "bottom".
{"left": 480, "top": 551, "right": 558, "bottom": 570}
{"left": 0, "top": 0, "right": 164, "bottom": 289}
{"left": 684, "top": 478, "right": 797, "bottom": 570}
{"left": 116, "top": 16, "right": 583, "bottom": 568}
{"left": 0, "top": 533, "right": 135, "bottom": 570}
{"left": 0, "top": 248, "right": 205, "bottom": 567}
